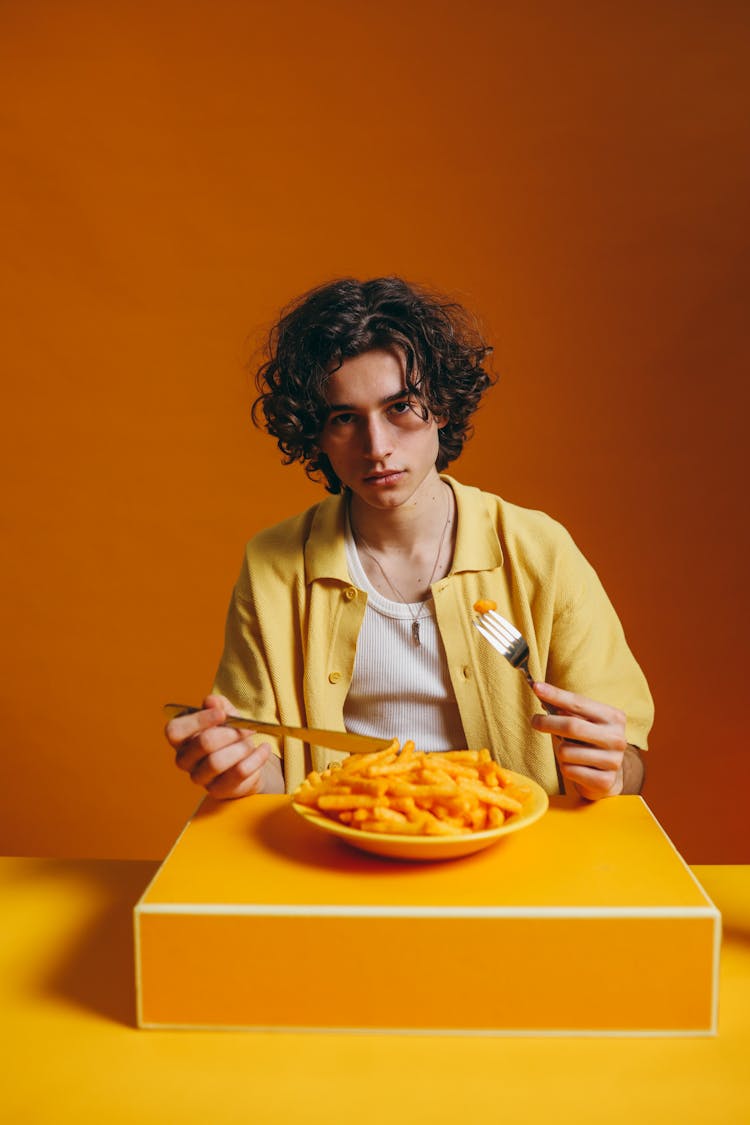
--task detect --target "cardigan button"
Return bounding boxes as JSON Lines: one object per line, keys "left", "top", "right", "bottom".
{"left": 461, "top": 665, "right": 472, "bottom": 679}
{"left": 344, "top": 587, "right": 357, "bottom": 601}
{"left": 328, "top": 671, "right": 342, "bottom": 684}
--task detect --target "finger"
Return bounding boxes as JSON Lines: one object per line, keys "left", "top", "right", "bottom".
{"left": 202, "top": 693, "right": 236, "bottom": 717}
{"left": 555, "top": 740, "right": 626, "bottom": 773}
{"left": 165, "top": 702, "right": 227, "bottom": 749}
{"left": 175, "top": 726, "right": 253, "bottom": 775}
{"left": 532, "top": 682, "right": 625, "bottom": 727}
{"left": 531, "top": 712, "right": 627, "bottom": 752}
{"left": 558, "top": 761, "right": 624, "bottom": 799}
{"left": 189, "top": 736, "right": 261, "bottom": 789}
{"left": 205, "top": 745, "right": 272, "bottom": 799}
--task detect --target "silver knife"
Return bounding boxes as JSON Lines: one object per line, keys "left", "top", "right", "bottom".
{"left": 163, "top": 703, "right": 397, "bottom": 756}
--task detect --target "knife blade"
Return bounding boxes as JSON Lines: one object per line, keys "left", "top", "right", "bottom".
{"left": 163, "top": 703, "right": 397, "bottom": 756}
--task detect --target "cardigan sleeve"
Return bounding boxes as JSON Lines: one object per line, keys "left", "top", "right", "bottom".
{"left": 211, "top": 552, "right": 283, "bottom": 758}
{"left": 543, "top": 529, "right": 654, "bottom": 751}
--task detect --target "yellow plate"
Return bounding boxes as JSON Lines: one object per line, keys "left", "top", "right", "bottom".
{"left": 291, "top": 769, "right": 549, "bottom": 861}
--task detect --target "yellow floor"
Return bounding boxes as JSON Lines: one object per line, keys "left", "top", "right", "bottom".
{"left": 1, "top": 857, "right": 749, "bottom": 1123}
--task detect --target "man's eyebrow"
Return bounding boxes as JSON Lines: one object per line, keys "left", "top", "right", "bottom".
{"left": 325, "top": 390, "right": 411, "bottom": 411}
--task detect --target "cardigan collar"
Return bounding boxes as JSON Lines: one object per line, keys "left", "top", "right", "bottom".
{"left": 304, "top": 475, "right": 504, "bottom": 585}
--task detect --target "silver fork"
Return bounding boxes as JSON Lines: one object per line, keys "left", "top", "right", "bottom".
{"left": 473, "top": 609, "right": 556, "bottom": 714}
{"left": 474, "top": 609, "right": 567, "bottom": 796}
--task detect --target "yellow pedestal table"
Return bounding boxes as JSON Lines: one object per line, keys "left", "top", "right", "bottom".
{"left": 135, "top": 794, "right": 719, "bottom": 1034}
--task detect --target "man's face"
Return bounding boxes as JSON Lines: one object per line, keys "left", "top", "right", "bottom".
{"left": 318, "top": 347, "right": 445, "bottom": 510}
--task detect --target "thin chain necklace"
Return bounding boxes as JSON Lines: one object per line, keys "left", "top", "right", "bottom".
{"left": 352, "top": 490, "right": 452, "bottom": 646}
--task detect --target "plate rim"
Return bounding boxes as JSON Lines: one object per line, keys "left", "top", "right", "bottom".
{"left": 291, "top": 767, "right": 549, "bottom": 849}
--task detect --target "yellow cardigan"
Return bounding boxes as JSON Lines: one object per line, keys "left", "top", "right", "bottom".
{"left": 213, "top": 476, "right": 654, "bottom": 795}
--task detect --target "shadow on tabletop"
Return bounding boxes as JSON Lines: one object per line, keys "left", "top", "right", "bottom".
{"left": 25, "top": 858, "right": 160, "bottom": 1027}
{"left": 253, "top": 800, "right": 430, "bottom": 874}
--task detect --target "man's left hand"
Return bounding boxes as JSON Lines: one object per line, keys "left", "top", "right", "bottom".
{"left": 530, "top": 681, "right": 643, "bottom": 799}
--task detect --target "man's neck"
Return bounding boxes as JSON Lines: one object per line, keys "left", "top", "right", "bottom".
{"left": 349, "top": 475, "right": 453, "bottom": 557}
{"left": 349, "top": 476, "right": 456, "bottom": 601}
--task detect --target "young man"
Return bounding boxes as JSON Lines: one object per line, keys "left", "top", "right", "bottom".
{"left": 166, "top": 277, "right": 653, "bottom": 802}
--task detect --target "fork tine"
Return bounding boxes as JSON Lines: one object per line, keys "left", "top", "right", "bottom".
{"left": 473, "top": 618, "right": 511, "bottom": 656}
{"left": 484, "top": 609, "right": 522, "bottom": 641}
{"left": 477, "top": 614, "right": 517, "bottom": 649}
{"left": 478, "top": 625, "right": 512, "bottom": 653}
{"left": 474, "top": 610, "right": 548, "bottom": 716}
{"left": 482, "top": 618, "right": 515, "bottom": 646}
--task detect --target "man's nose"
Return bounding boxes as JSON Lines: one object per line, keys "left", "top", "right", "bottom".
{"left": 362, "top": 415, "right": 392, "bottom": 459}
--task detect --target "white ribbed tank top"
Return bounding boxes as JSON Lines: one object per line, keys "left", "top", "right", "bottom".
{"left": 343, "top": 517, "right": 466, "bottom": 752}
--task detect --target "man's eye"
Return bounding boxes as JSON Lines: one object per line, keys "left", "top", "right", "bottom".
{"left": 389, "top": 401, "right": 411, "bottom": 415}
{"left": 329, "top": 413, "right": 354, "bottom": 426}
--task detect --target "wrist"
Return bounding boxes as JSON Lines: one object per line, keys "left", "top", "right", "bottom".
{"left": 259, "top": 751, "right": 285, "bottom": 794}
{"left": 621, "top": 745, "right": 645, "bottom": 795}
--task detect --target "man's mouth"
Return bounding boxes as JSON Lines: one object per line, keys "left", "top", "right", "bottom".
{"left": 363, "top": 469, "right": 404, "bottom": 485}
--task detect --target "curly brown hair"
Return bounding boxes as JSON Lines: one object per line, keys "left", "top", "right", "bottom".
{"left": 251, "top": 276, "right": 495, "bottom": 493}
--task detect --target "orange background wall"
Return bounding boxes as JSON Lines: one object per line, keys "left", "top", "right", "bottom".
{"left": 2, "top": 1, "right": 748, "bottom": 862}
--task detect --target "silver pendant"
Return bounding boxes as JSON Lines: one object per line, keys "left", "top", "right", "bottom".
{"left": 412, "top": 620, "right": 421, "bottom": 645}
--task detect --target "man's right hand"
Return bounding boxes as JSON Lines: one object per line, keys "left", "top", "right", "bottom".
{"left": 165, "top": 693, "right": 285, "bottom": 799}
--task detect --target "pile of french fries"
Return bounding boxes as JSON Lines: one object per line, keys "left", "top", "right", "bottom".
{"left": 293, "top": 743, "right": 532, "bottom": 836}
